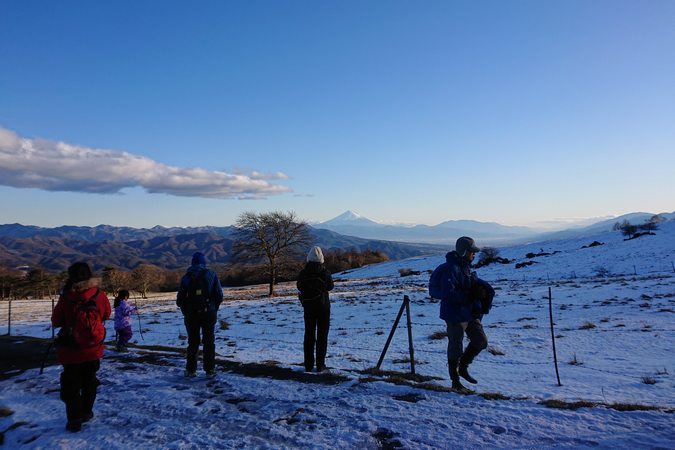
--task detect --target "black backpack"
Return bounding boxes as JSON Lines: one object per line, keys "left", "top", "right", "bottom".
{"left": 185, "top": 270, "right": 210, "bottom": 314}
{"left": 298, "top": 275, "right": 326, "bottom": 303}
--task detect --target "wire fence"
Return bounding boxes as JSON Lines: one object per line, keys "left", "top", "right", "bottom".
{"left": 2, "top": 281, "right": 672, "bottom": 382}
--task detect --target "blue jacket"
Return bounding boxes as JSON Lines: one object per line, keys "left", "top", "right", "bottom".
{"left": 429, "top": 251, "right": 492, "bottom": 323}
{"left": 176, "top": 264, "right": 224, "bottom": 314}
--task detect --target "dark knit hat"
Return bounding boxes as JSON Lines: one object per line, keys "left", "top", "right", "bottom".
{"left": 67, "top": 262, "right": 92, "bottom": 284}
{"left": 456, "top": 236, "right": 480, "bottom": 257}
{"left": 191, "top": 252, "right": 206, "bottom": 266}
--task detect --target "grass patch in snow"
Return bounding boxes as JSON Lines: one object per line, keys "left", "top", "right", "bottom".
{"left": 479, "top": 392, "right": 512, "bottom": 401}
{"left": 540, "top": 399, "right": 598, "bottom": 410}
{"left": 428, "top": 330, "right": 447, "bottom": 340}
{"left": 606, "top": 403, "right": 661, "bottom": 412}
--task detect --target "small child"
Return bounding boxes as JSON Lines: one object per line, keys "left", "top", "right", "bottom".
{"left": 114, "top": 290, "right": 136, "bottom": 352}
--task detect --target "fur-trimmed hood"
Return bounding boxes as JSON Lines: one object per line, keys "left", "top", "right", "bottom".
{"left": 70, "top": 278, "right": 101, "bottom": 292}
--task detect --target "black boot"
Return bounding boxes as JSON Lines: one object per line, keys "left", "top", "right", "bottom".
{"left": 458, "top": 346, "right": 481, "bottom": 384}
{"left": 449, "top": 359, "right": 469, "bottom": 392}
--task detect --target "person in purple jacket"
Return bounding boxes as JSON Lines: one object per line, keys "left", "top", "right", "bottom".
{"left": 114, "top": 289, "right": 136, "bottom": 352}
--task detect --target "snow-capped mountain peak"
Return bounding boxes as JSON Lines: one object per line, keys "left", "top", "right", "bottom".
{"left": 321, "top": 211, "right": 380, "bottom": 226}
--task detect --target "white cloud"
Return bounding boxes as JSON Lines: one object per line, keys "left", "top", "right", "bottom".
{"left": 0, "top": 127, "right": 292, "bottom": 199}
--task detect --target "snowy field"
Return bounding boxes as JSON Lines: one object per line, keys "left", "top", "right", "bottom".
{"left": 1, "top": 222, "right": 674, "bottom": 448}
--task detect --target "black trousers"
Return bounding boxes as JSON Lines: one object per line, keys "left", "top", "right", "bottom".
{"left": 445, "top": 319, "right": 488, "bottom": 362}
{"left": 303, "top": 301, "right": 330, "bottom": 371}
{"left": 184, "top": 311, "right": 217, "bottom": 373}
{"left": 60, "top": 359, "right": 101, "bottom": 422}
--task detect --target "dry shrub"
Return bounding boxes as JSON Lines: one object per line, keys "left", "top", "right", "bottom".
{"left": 428, "top": 330, "right": 447, "bottom": 340}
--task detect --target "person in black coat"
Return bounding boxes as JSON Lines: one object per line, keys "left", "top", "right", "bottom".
{"left": 297, "top": 246, "right": 334, "bottom": 372}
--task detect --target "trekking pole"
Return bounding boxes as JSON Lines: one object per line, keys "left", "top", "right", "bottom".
{"left": 133, "top": 292, "right": 145, "bottom": 341}
{"left": 548, "top": 287, "right": 562, "bottom": 386}
{"left": 40, "top": 340, "right": 55, "bottom": 375}
{"left": 51, "top": 297, "right": 55, "bottom": 339}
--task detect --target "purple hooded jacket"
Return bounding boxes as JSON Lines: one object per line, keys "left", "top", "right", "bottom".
{"left": 114, "top": 299, "right": 136, "bottom": 331}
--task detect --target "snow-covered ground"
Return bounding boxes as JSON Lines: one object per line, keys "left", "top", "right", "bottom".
{"left": 1, "top": 222, "right": 674, "bottom": 448}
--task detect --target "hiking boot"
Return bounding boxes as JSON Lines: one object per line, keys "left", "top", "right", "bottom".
{"left": 458, "top": 365, "right": 478, "bottom": 384}
{"left": 66, "top": 420, "right": 82, "bottom": 432}
{"left": 316, "top": 365, "right": 326, "bottom": 373}
{"left": 459, "top": 345, "right": 481, "bottom": 384}
{"left": 451, "top": 380, "right": 473, "bottom": 394}
{"left": 184, "top": 370, "right": 196, "bottom": 378}
{"left": 81, "top": 411, "right": 94, "bottom": 423}
{"left": 451, "top": 379, "right": 468, "bottom": 391}
{"left": 206, "top": 370, "right": 216, "bottom": 378}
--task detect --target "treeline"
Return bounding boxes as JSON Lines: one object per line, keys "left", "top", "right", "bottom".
{"left": 613, "top": 214, "right": 663, "bottom": 240}
{"left": 0, "top": 249, "right": 388, "bottom": 299}
{"left": 220, "top": 249, "right": 389, "bottom": 287}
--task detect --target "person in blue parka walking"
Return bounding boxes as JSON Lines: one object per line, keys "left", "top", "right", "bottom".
{"left": 429, "top": 236, "right": 495, "bottom": 391}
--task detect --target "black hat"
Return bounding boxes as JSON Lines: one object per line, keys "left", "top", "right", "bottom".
{"left": 456, "top": 236, "right": 480, "bottom": 256}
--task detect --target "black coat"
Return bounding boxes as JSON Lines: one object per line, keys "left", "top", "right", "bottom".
{"left": 296, "top": 262, "right": 334, "bottom": 306}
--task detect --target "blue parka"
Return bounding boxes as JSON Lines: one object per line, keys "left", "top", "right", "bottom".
{"left": 176, "top": 264, "right": 224, "bottom": 314}
{"left": 429, "top": 251, "right": 493, "bottom": 323}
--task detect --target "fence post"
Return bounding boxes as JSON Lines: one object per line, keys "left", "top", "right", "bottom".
{"left": 404, "top": 295, "right": 415, "bottom": 375}
{"left": 7, "top": 299, "right": 11, "bottom": 336}
{"left": 548, "top": 287, "right": 562, "bottom": 386}
{"left": 51, "top": 297, "right": 55, "bottom": 338}
{"left": 376, "top": 298, "right": 406, "bottom": 371}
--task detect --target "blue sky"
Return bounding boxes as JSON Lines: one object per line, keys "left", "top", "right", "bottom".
{"left": 1, "top": 0, "right": 673, "bottom": 229}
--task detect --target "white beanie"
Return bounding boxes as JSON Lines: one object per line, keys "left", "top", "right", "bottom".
{"left": 307, "top": 246, "right": 324, "bottom": 263}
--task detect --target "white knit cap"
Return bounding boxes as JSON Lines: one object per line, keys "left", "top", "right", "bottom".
{"left": 307, "top": 246, "right": 324, "bottom": 263}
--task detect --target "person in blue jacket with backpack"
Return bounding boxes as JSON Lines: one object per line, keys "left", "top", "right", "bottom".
{"left": 176, "top": 252, "right": 224, "bottom": 377}
{"left": 429, "top": 237, "right": 495, "bottom": 392}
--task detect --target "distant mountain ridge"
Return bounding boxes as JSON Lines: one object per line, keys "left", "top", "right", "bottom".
{"left": 316, "top": 212, "right": 537, "bottom": 245}
{"left": 0, "top": 223, "right": 445, "bottom": 272}
{"left": 1, "top": 210, "right": 672, "bottom": 272}
{"left": 315, "top": 210, "right": 675, "bottom": 245}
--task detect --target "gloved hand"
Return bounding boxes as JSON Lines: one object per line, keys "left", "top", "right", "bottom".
{"left": 469, "top": 282, "right": 489, "bottom": 303}
{"left": 469, "top": 281, "right": 494, "bottom": 315}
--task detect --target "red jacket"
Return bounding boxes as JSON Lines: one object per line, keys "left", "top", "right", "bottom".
{"left": 51, "top": 279, "right": 111, "bottom": 364}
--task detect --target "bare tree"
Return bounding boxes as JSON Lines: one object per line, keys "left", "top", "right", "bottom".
{"left": 478, "top": 246, "right": 500, "bottom": 263}
{"left": 131, "top": 264, "right": 162, "bottom": 298}
{"left": 617, "top": 220, "right": 638, "bottom": 239}
{"left": 233, "top": 211, "right": 311, "bottom": 296}
{"left": 102, "top": 267, "right": 131, "bottom": 297}
{"left": 640, "top": 215, "right": 662, "bottom": 233}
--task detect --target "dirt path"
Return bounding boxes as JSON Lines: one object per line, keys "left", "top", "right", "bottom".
{"left": 0, "top": 336, "right": 56, "bottom": 380}
{"left": 0, "top": 336, "right": 348, "bottom": 385}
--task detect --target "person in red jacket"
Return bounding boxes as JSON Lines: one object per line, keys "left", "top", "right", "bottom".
{"left": 51, "top": 262, "right": 111, "bottom": 432}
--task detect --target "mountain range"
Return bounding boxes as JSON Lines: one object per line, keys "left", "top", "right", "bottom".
{"left": 1, "top": 210, "right": 672, "bottom": 272}
{"left": 315, "top": 210, "right": 675, "bottom": 245}
{"left": 0, "top": 224, "right": 445, "bottom": 272}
